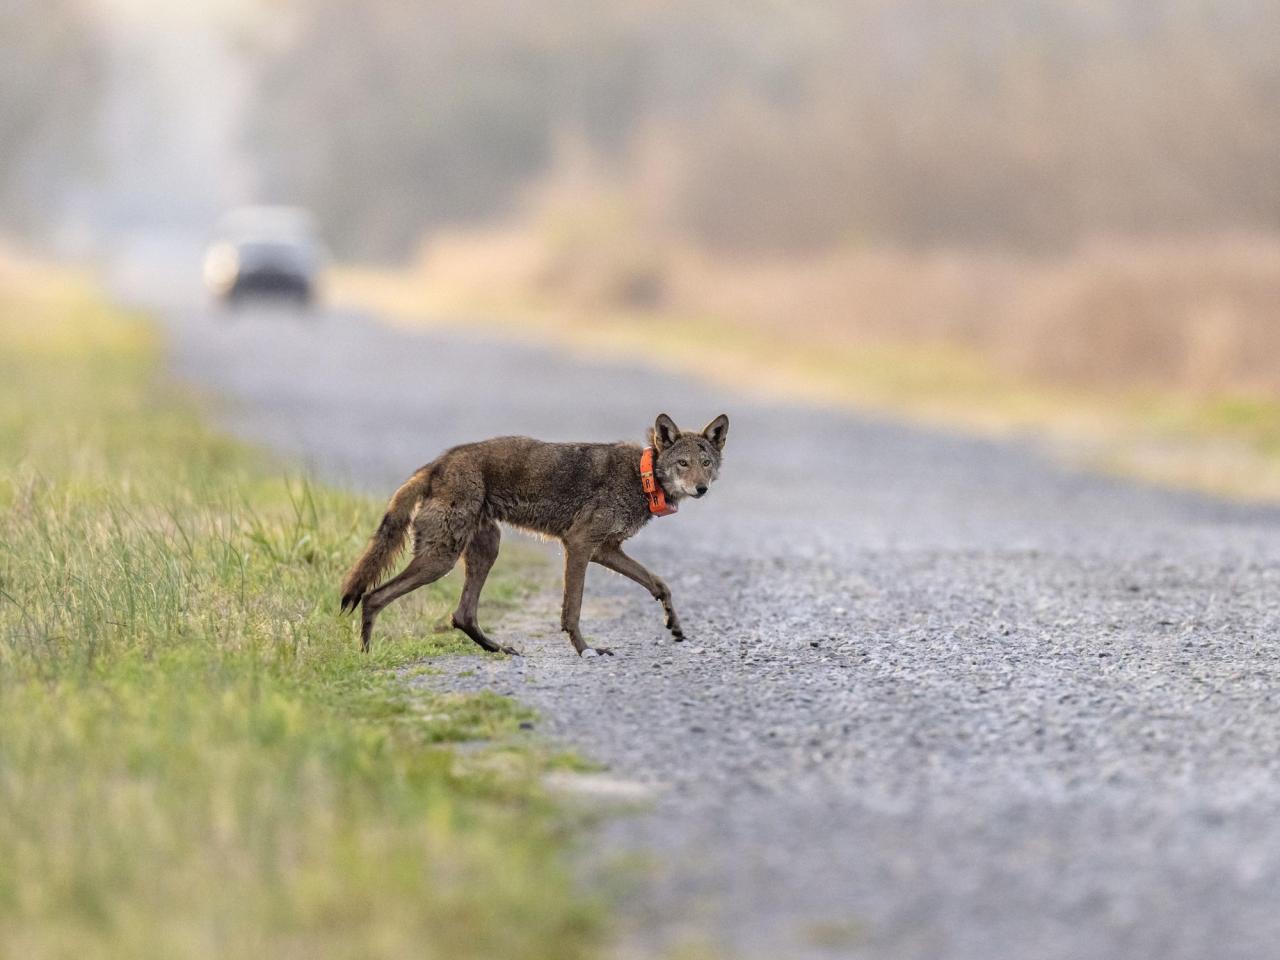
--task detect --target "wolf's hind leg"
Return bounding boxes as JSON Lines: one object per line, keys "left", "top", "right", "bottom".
{"left": 592, "top": 544, "right": 684, "bottom": 641}
{"left": 360, "top": 545, "right": 460, "bottom": 652}
{"left": 451, "top": 522, "right": 519, "bottom": 655}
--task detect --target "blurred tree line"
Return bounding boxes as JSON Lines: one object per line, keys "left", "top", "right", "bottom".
{"left": 255, "top": 0, "right": 1279, "bottom": 259}
{"left": 0, "top": 0, "right": 102, "bottom": 238}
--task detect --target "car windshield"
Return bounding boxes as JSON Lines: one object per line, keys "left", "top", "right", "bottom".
{"left": 236, "top": 239, "right": 314, "bottom": 266}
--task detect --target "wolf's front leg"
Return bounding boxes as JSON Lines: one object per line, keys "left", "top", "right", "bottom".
{"left": 562, "top": 542, "right": 613, "bottom": 656}
{"left": 592, "top": 544, "right": 684, "bottom": 642}
{"left": 659, "top": 583, "right": 684, "bottom": 641}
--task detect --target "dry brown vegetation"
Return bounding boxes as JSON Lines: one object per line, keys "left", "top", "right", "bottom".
{"left": 401, "top": 181, "right": 1280, "bottom": 401}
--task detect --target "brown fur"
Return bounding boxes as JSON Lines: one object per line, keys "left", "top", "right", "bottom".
{"left": 339, "top": 413, "right": 729, "bottom": 656}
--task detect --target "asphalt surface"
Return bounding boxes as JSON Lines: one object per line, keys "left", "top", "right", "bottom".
{"left": 157, "top": 297, "right": 1280, "bottom": 960}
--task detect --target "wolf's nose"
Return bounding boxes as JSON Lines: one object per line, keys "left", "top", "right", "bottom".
{"left": 695, "top": 484, "right": 708, "bottom": 496}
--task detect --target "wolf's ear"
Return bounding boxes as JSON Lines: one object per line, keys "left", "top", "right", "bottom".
{"left": 651, "top": 413, "right": 681, "bottom": 451}
{"left": 701, "top": 414, "right": 729, "bottom": 451}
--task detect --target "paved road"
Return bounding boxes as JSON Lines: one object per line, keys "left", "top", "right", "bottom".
{"left": 159, "top": 299, "right": 1280, "bottom": 960}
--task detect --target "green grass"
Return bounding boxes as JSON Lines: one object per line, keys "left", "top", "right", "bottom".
{"left": 0, "top": 265, "right": 597, "bottom": 959}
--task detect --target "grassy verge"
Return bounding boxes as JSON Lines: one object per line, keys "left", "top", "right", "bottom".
{"left": 332, "top": 263, "right": 1280, "bottom": 502}
{"left": 0, "top": 258, "right": 597, "bottom": 959}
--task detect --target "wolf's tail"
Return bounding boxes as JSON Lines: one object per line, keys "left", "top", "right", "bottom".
{"left": 339, "top": 465, "right": 433, "bottom": 613}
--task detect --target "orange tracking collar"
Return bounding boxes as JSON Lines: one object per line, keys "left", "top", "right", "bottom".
{"left": 640, "top": 447, "right": 678, "bottom": 517}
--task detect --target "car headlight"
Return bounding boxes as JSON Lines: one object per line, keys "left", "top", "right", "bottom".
{"left": 203, "top": 243, "right": 240, "bottom": 288}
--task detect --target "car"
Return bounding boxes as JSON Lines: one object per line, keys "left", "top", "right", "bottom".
{"left": 203, "top": 206, "right": 326, "bottom": 308}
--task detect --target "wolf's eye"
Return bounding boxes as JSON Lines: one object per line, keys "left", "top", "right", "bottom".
{"left": 701, "top": 458, "right": 711, "bottom": 467}
{"left": 677, "top": 458, "right": 689, "bottom": 468}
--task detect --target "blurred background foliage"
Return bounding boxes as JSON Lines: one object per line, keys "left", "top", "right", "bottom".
{"left": 0, "top": 0, "right": 103, "bottom": 236}
{"left": 7, "top": 0, "right": 1278, "bottom": 258}
{"left": 249, "top": 0, "right": 1280, "bottom": 258}
{"left": 3, "top": 0, "right": 1280, "bottom": 401}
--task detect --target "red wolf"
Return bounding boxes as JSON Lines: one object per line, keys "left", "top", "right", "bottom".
{"left": 339, "top": 413, "right": 728, "bottom": 656}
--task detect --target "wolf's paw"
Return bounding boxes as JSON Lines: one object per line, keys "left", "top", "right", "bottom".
{"left": 498, "top": 644, "right": 523, "bottom": 656}
{"left": 580, "top": 646, "right": 614, "bottom": 658}
{"left": 669, "top": 629, "right": 685, "bottom": 642}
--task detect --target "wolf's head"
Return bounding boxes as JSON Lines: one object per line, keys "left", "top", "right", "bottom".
{"left": 648, "top": 413, "right": 729, "bottom": 501}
